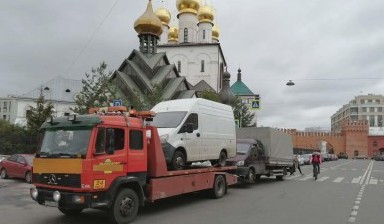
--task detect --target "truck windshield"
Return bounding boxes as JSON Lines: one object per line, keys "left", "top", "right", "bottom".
{"left": 37, "top": 127, "right": 92, "bottom": 158}
{"left": 151, "top": 111, "right": 188, "bottom": 128}
{"left": 236, "top": 143, "right": 251, "bottom": 155}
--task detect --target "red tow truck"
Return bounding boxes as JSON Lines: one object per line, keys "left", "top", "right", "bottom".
{"left": 30, "top": 106, "right": 237, "bottom": 223}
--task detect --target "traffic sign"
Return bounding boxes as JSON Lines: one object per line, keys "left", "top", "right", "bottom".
{"left": 251, "top": 100, "right": 261, "bottom": 110}
{"left": 113, "top": 100, "right": 123, "bottom": 106}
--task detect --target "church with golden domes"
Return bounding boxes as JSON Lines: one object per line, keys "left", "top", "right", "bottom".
{"left": 110, "top": 0, "right": 229, "bottom": 107}
{"left": 110, "top": 0, "right": 196, "bottom": 109}
{"left": 155, "top": 0, "right": 227, "bottom": 93}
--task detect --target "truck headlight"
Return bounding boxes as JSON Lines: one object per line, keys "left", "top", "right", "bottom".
{"left": 236, "top": 161, "right": 244, "bottom": 166}
{"left": 53, "top": 191, "right": 61, "bottom": 202}
{"left": 30, "top": 187, "right": 38, "bottom": 200}
{"left": 159, "top": 134, "right": 169, "bottom": 144}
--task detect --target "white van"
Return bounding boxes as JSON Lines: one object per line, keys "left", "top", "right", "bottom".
{"left": 150, "top": 98, "right": 236, "bottom": 170}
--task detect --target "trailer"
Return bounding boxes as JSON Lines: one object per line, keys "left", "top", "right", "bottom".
{"left": 30, "top": 106, "right": 237, "bottom": 224}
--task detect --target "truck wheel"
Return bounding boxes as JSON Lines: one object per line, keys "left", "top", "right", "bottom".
{"left": 218, "top": 151, "right": 227, "bottom": 167}
{"left": 58, "top": 207, "right": 83, "bottom": 215}
{"left": 109, "top": 188, "right": 139, "bottom": 224}
{"left": 25, "top": 171, "right": 32, "bottom": 183}
{"left": 171, "top": 150, "right": 186, "bottom": 170}
{"left": 210, "top": 175, "right": 226, "bottom": 199}
{"left": 0, "top": 169, "right": 8, "bottom": 179}
{"left": 247, "top": 169, "right": 256, "bottom": 184}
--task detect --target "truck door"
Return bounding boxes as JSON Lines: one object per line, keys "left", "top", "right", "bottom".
{"left": 91, "top": 127, "right": 127, "bottom": 191}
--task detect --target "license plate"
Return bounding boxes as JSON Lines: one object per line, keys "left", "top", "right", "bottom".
{"left": 44, "top": 200, "right": 58, "bottom": 207}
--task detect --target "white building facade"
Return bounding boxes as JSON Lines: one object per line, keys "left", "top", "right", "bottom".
{"left": 0, "top": 76, "right": 81, "bottom": 126}
{"left": 155, "top": 0, "right": 227, "bottom": 93}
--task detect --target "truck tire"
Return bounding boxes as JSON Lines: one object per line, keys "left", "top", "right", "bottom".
{"left": 109, "top": 188, "right": 139, "bottom": 224}
{"left": 0, "top": 169, "right": 8, "bottom": 179}
{"left": 247, "top": 169, "right": 256, "bottom": 184}
{"left": 210, "top": 175, "right": 226, "bottom": 199}
{"left": 276, "top": 175, "right": 285, "bottom": 181}
{"left": 58, "top": 207, "right": 83, "bottom": 215}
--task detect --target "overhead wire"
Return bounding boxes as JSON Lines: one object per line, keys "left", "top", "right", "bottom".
{"left": 63, "top": 0, "right": 120, "bottom": 76}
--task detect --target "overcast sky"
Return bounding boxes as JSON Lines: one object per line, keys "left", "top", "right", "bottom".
{"left": 1, "top": 0, "right": 384, "bottom": 130}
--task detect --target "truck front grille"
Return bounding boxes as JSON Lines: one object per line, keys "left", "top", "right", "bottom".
{"left": 33, "top": 173, "right": 81, "bottom": 188}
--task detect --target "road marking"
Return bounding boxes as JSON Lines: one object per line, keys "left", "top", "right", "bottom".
{"left": 347, "top": 184, "right": 367, "bottom": 223}
{"left": 369, "top": 178, "right": 378, "bottom": 185}
{"left": 298, "top": 176, "right": 313, "bottom": 181}
{"left": 365, "top": 161, "right": 374, "bottom": 185}
{"left": 359, "top": 160, "right": 374, "bottom": 185}
{"left": 351, "top": 177, "right": 361, "bottom": 184}
{"left": 333, "top": 177, "right": 344, "bottom": 183}
{"left": 316, "top": 176, "right": 329, "bottom": 182}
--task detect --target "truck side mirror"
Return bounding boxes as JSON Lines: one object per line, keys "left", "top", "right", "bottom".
{"left": 106, "top": 128, "right": 115, "bottom": 154}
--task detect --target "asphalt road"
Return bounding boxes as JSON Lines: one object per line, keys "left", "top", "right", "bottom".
{"left": 0, "top": 159, "right": 383, "bottom": 224}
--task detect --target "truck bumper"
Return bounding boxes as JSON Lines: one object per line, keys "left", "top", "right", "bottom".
{"left": 30, "top": 187, "right": 109, "bottom": 209}
{"left": 235, "top": 167, "right": 250, "bottom": 178}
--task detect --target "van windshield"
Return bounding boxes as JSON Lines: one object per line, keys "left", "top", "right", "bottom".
{"left": 151, "top": 111, "right": 188, "bottom": 128}
{"left": 236, "top": 143, "right": 251, "bottom": 155}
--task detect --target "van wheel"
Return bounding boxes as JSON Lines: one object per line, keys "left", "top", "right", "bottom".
{"left": 0, "top": 169, "right": 8, "bottom": 179}
{"left": 247, "top": 169, "right": 256, "bottom": 184}
{"left": 171, "top": 150, "right": 186, "bottom": 170}
{"left": 218, "top": 151, "right": 227, "bottom": 167}
{"left": 25, "top": 171, "right": 32, "bottom": 183}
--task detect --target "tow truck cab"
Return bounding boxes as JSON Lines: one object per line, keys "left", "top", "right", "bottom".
{"left": 31, "top": 108, "right": 151, "bottom": 210}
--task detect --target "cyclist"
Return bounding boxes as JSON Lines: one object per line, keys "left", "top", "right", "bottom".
{"left": 310, "top": 151, "right": 322, "bottom": 180}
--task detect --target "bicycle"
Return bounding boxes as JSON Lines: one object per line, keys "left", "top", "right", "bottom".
{"left": 312, "top": 163, "right": 320, "bottom": 180}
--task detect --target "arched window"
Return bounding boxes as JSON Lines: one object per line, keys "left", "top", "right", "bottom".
{"left": 177, "top": 61, "right": 181, "bottom": 73}
{"left": 201, "top": 60, "right": 205, "bottom": 72}
{"left": 203, "top": 30, "right": 206, "bottom": 40}
{"left": 183, "top": 28, "right": 188, "bottom": 43}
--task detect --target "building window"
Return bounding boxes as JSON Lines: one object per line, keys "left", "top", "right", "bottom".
{"left": 370, "top": 107, "right": 375, "bottom": 112}
{"left": 184, "top": 28, "right": 188, "bottom": 43}
{"left": 177, "top": 61, "right": 181, "bottom": 73}
{"left": 360, "top": 99, "right": 365, "bottom": 104}
{"left": 2, "top": 115, "right": 6, "bottom": 120}
{"left": 362, "top": 107, "right": 367, "bottom": 113}
{"left": 203, "top": 30, "right": 206, "bottom": 39}
{"left": 201, "top": 60, "right": 205, "bottom": 72}
{"left": 378, "top": 107, "right": 383, "bottom": 112}
{"left": 370, "top": 116, "right": 375, "bottom": 126}
{"left": 368, "top": 99, "right": 372, "bottom": 103}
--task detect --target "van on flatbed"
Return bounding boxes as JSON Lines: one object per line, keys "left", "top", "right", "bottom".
{"left": 151, "top": 98, "right": 237, "bottom": 170}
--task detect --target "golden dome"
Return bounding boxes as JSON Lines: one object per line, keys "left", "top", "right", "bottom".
{"left": 168, "top": 26, "right": 179, "bottom": 42}
{"left": 134, "top": 0, "right": 163, "bottom": 37}
{"left": 212, "top": 24, "right": 220, "bottom": 40}
{"left": 198, "top": 5, "right": 214, "bottom": 23}
{"left": 155, "top": 7, "right": 171, "bottom": 26}
{"left": 177, "top": 0, "right": 201, "bottom": 15}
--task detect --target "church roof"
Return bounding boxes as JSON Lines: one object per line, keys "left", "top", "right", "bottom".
{"left": 193, "top": 80, "right": 215, "bottom": 92}
{"left": 111, "top": 49, "right": 196, "bottom": 104}
{"left": 230, "top": 80, "right": 254, "bottom": 95}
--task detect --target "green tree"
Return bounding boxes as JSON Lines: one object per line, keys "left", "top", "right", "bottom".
{"left": 232, "top": 97, "right": 256, "bottom": 127}
{"left": 26, "top": 89, "right": 54, "bottom": 134}
{"left": 72, "top": 61, "right": 117, "bottom": 114}
{"left": 127, "top": 83, "right": 164, "bottom": 111}
{"left": 200, "top": 90, "right": 220, "bottom": 102}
